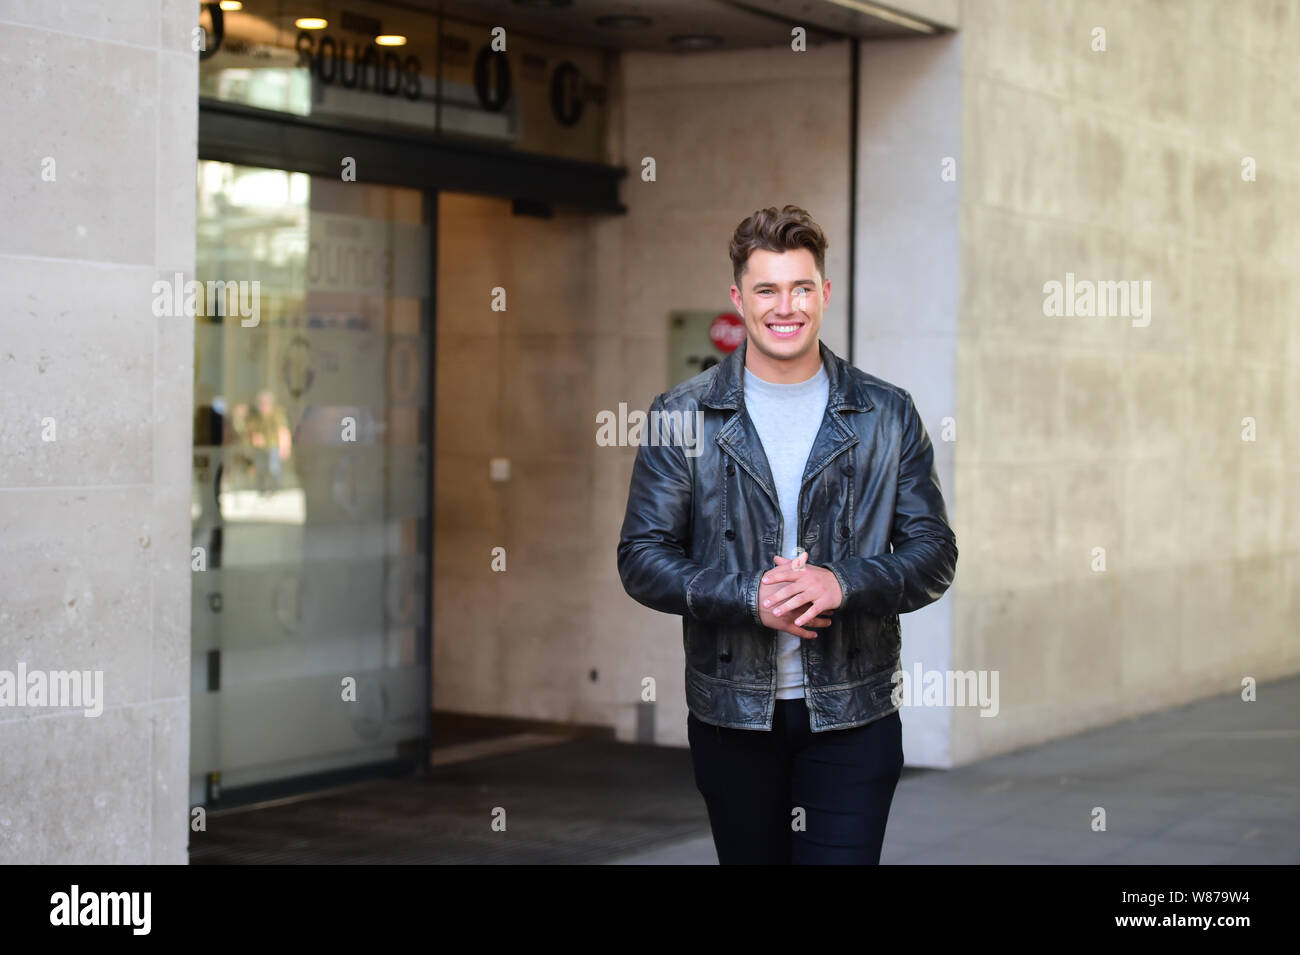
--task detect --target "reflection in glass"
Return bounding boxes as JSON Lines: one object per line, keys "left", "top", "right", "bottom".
{"left": 191, "top": 160, "right": 429, "bottom": 803}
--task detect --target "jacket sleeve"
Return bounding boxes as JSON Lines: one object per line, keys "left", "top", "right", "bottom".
{"left": 823, "top": 394, "right": 957, "bottom": 616}
{"left": 616, "top": 394, "right": 763, "bottom": 624}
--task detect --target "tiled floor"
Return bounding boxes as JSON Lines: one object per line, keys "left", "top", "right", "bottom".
{"left": 192, "top": 677, "right": 1299, "bottom": 864}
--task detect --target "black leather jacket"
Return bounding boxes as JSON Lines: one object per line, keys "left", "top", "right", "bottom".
{"left": 617, "top": 339, "right": 957, "bottom": 732}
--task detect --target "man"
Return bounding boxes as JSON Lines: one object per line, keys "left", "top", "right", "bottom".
{"left": 617, "top": 204, "right": 957, "bottom": 865}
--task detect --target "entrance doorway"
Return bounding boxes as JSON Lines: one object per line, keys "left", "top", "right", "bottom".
{"left": 191, "top": 160, "right": 432, "bottom": 805}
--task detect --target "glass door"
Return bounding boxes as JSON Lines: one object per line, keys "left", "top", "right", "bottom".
{"left": 191, "top": 161, "right": 430, "bottom": 802}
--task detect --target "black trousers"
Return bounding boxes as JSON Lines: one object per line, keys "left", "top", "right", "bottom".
{"left": 687, "top": 698, "right": 904, "bottom": 864}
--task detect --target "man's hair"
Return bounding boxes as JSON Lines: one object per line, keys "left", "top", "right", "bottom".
{"left": 729, "top": 204, "right": 828, "bottom": 290}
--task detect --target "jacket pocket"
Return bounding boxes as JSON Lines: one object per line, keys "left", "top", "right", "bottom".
{"left": 850, "top": 614, "right": 900, "bottom": 673}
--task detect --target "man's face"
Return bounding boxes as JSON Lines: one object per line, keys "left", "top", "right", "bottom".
{"left": 729, "top": 247, "right": 828, "bottom": 365}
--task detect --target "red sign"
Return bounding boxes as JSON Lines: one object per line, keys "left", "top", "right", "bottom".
{"left": 709, "top": 313, "right": 745, "bottom": 353}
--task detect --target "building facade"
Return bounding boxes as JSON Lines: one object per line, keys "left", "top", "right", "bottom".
{"left": 1, "top": 0, "right": 1296, "bottom": 863}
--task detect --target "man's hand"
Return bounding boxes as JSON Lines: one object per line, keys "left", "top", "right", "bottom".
{"left": 761, "top": 553, "right": 844, "bottom": 629}
{"left": 757, "top": 551, "right": 832, "bottom": 639}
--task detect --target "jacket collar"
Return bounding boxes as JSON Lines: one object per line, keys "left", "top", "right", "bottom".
{"left": 701, "top": 337, "right": 874, "bottom": 413}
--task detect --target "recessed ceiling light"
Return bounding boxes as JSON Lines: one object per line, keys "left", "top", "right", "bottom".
{"left": 294, "top": 17, "right": 328, "bottom": 30}
{"left": 595, "top": 15, "right": 652, "bottom": 29}
{"left": 218, "top": 1, "right": 243, "bottom": 10}
{"left": 669, "top": 34, "right": 722, "bottom": 51}
{"left": 375, "top": 35, "right": 407, "bottom": 46}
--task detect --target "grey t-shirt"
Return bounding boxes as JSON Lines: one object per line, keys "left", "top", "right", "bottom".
{"left": 742, "top": 360, "right": 830, "bottom": 700}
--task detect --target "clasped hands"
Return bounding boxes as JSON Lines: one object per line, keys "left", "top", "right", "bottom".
{"left": 757, "top": 551, "right": 844, "bottom": 639}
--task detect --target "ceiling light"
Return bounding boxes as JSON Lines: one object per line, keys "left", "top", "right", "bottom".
{"left": 218, "top": 1, "right": 243, "bottom": 10}
{"left": 375, "top": 35, "right": 407, "bottom": 46}
{"left": 669, "top": 34, "right": 722, "bottom": 51}
{"left": 294, "top": 17, "right": 328, "bottom": 30}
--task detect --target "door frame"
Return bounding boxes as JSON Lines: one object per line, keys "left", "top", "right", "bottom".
{"left": 199, "top": 99, "right": 627, "bottom": 212}
{"left": 195, "top": 95, "right": 625, "bottom": 804}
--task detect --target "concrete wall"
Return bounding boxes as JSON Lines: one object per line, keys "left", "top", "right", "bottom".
{"left": 950, "top": 0, "right": 1300, "bottom": 763}
{"left": 0, "top": 0, "right": 195, "bottom": 862}
{"left": 433, "top": 39, "right": 852, "bottom": 744}
{"left": 853, "top": 33, "right": 962, "bottom": 766}
{"left": 433, "top": 194, "right": 609, "bottom": 729}
{"left": 435, "top": 2, "right": 1299, "bottom": 772}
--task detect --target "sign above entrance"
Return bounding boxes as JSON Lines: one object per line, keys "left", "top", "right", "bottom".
{"left": 198, "top": 0, "right": 613, "bottom": 166}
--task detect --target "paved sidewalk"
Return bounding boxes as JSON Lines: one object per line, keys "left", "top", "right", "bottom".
{"left": 615, "top": 677, "right": 1300, "bottom": 864}
{"left": 192, "top": 677, "right": 1298, "bottom": 864}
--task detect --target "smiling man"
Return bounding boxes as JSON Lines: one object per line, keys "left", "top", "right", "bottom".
{"left": 617, "top": 204, "right": 957, "bottom": 865}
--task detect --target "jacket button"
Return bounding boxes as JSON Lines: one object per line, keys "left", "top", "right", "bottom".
{"left": 844, "top": 464, "right": 855, "bottom": 476}
{"left": 724, "top": 528, "right": 735, "bottom": 541}
{"left": 840, "top": 524, "right": 850, "bottom": 538}
{"left": 719, "top": 652, "right": 731, "bottom": 662}
{"left": 726, "top": 462, "right": 736, "bottom": 476}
